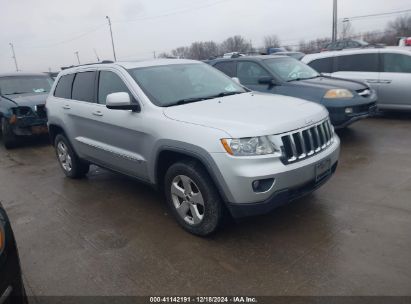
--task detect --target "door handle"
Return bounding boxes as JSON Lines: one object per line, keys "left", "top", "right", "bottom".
{"left": 366, "top": 79, "right": 379, "bottom": 83}
{"left": 62, "top": 105, "right": 71, "bottom": 110}
{"left": 92, "top": 111, "right": 103, "bottom": 117}
{"left": 379, "top": 80, "right": 392, "bottom": 84}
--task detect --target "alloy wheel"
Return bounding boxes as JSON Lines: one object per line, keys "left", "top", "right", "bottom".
{"left": 57, "top": 141, "right": 72, "bottom": 172}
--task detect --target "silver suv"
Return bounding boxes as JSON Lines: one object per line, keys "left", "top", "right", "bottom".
{"left": 46, "top": 59, "right": 340, "bottom": 236}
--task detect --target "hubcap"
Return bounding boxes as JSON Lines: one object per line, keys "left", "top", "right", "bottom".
{"left": 57, "top": 141, "right": 72, "bottom": 172}
{"left": 170, "top": 175, "right": 205, "bottom": 225}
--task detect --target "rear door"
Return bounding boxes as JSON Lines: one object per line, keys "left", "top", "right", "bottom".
{"left": 67, "top": 70, "right": 100, "bottom": 158}
{"left": 378, "top": 52, "right": 411, "bottom": 109}
{"left": 331, "top": 53, "right": 380, "bottom": 93}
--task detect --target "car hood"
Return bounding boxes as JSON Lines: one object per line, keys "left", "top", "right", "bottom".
{"left": 163, "top": 92, "right": 328, "bottom": 137}
{"left": 294, "top": 76, "right": 367, "bottom": 91}
{"left": 3, "top": 93, "right": 48, "bottom": 107}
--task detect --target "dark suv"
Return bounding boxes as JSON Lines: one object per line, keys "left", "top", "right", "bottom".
{"left": 208, "top": 55, "right": 377, "bottom": 128}
{"left": 0, "top": 73, "right": 53, "bottom": 148}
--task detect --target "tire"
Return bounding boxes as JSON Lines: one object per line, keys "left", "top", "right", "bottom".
{"left": 164, "top": 159, "right": 224, "bottom": 236}
{"left": 54, "top": 134, "right": 89, "bottom": 178}
{"left": 1, "top": 118, "right": 18, "bottom": 149}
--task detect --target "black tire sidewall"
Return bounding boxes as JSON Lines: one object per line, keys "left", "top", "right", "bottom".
{"left": 164, "top": 161, "right": 223, "bottom": 236}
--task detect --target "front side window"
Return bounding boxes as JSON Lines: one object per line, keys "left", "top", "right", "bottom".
{"left": 308, "top": 57, "right": 334, "bottom": 73}
{"left": 237, "top": 62, "right": 270, "bottom": 85}
{"left": 213, "top": 61, "right": 237, "bottom": 77}
{"left": 98, "top": 71, "right": 132, "bottom": 104}
{"left": 336, "top": 54, "right": 379, "bottom": 72}
{"left": 128, "top": 63, "right": 246, "bottom": 107}
{"left": 264, "top": 57, "right": 319, "bottom": 82}
{"left": 0, "top": 76, "right": 53, "bottom": 96}
{"left": 54, "top": 74, "right": 75, "bottom": 99}
{"left": 383, "top": 53, "right": 411, "bottom": 73}
{"left": 72, "top": 71, "right": 96, "bottom": 103}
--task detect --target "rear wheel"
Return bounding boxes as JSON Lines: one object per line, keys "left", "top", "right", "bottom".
{"left": 1, "top": 118, "right": 18, "bottom": 149}
{"left": 164, "top": 160, "right": 224, "bottom": 236}
{"left": 54, "top": 134, "right": 89, "bottom": 178}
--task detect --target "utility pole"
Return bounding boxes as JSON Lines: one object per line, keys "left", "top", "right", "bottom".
{"left": 9, "top": 43, "right": 19, "bottom": 72}
{"left": 332, "top": 0, "right": 338, "bottom": 42}
{"left": 74, "top": 51, "right": 80, "bottom": 65}
{"left": 106, "top": 16, "right": 117, "bottom": 61}
{"left": 153, "top": 51, "right": 156, "bottom": 59}
{"left": 93, "top": 48, "right": 100, "bottom": 61}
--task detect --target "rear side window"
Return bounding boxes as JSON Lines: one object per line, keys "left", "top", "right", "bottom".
{"left": 213, "top": 61, "right": 237, "bottom": 77}
{"left": 382, "top": 53, "right": 411, "bottom": 73}
{"left": 308, "top": 57, "right": 334, "bottom": 73}
{"left": 336, "top": 54, "right": 379, "bottom": 72}
{"left": 98, "top": 71, "right": 132, "bottom": 104}
{"left": 54, "top": 74, "right": 75, "bottom": 98}
{"left": 72, "top": 71, "right": 97, "bottom": 102}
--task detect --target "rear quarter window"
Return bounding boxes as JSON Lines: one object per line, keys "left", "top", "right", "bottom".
{"left": 54, "top": 74, "right": 75, "bottom": 99}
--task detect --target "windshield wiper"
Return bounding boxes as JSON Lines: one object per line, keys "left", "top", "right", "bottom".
{"left": 173, "top": 91, "right": 244, "bottom": 106}
{"left": 287, "top": 75, "right": 320, "bottom": 82}
{"left": 4, "top": 91, "right": 30, "bottom": 95}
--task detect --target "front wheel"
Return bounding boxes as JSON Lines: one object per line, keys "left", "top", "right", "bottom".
{"left": 54, "top": 134, "right": 89, "bottom": 178}
{"left": 164, "top": 160, "right": 224, "bottom": 236}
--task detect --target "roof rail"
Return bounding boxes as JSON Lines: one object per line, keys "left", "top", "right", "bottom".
{"left": 61, "top": 60, "right": 114, "bottom": 70}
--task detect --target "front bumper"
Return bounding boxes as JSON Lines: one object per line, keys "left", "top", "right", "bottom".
{"left": 210, "top": 135, "right": 340, "bottom": 215}
{"left": 12, "top": 117, "right": 48, "bottom": 136}
{"left": 326, "top": 100, "right": 377, "bottom": 129}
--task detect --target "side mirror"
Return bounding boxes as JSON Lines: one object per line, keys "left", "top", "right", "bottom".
{"left": 258, "top": 76, "right": 275, "bottom": 85}
{"left": 106, "top": 92, "right": 140, "bottom": 112}
{"left": 232, "top": 77, "right": 241, "bottom": 85}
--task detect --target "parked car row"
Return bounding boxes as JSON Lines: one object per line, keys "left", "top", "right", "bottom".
{"left": 303, "top": 47, "right": 411, "bottom": 111}
{"left": 1, "top": 46, "right": 408, "bottom": 237}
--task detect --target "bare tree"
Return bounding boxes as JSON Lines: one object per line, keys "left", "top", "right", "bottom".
{"left": 263, "top": 35, "right": 281, "bottom": 49}
{"left": 171, "top": 46, "right": 190, "bottom": 59}
{"left": 220, "top": 35, "right": 252, "bottom": 53}
{"left": 388, "top": 15, "right": 411, "bottom": 37}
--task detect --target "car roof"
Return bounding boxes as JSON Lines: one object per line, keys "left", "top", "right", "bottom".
{"left": 59, "top": 59, "right": 202, "bottom": 75}
{"left": 210, "top": 55, "right": 289, "bottom": 63}
{"left": 0, "top": 72, "right": 49, "bottom": 78}
{"left": 302, "top": 47, "right": 411, "bottom": 63}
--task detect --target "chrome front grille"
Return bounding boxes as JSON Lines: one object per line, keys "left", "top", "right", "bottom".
{"left": 281, "top": 119, "right": 334, "bottom": 164}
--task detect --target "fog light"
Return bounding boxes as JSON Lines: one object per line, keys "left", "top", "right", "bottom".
{"left": 252, "top": 178, "right": 275, "bottom": 193}
{"left": 345, "top": 107, "right": 353, "bottom": 114}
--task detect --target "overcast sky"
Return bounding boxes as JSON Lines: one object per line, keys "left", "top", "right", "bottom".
{"left": 0, "top": 0, "right": 410, "bottom": 72}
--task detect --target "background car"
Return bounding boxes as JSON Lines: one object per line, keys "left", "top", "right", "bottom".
{"left": 0, "top": 203, "right": 27, "bottom": 304}
{"left": 275, "top": 51, "right": 306, "bottom": 60}
{"left": 208, "top": 55, "right": 377, "bottom": 128}
{"left": 0, "top": 73, "right": 54, "bottom": 148}
{"left": 302, "top": 47, "right": 411, "bottom": 111}
{"left": 322, "top": 39, "right": 369, "bottom": 51}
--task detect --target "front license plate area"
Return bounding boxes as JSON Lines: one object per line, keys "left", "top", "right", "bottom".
{"left": 31, "top": 125, "right": 48, "bottom": 135}
{"left": 315, "top": 159, "right": 331, "bottom": 182}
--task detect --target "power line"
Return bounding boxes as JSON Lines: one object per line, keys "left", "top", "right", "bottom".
{"left": 343, "top": 8, "right": 411, "bottom": 21}
{"left": 114, "top": 0, "right": 232, "bottom": 24}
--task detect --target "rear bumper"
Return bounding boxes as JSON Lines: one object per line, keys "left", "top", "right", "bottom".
{"left": 228, "top": 161, "right": 338, "bottom": 218}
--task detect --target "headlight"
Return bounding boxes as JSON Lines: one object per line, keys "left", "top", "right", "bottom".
{"left": 221, "top": 136, "right": 280, "bottom": 156}
{"left": 324, "top": 89, "right": 353, "bottom": 99}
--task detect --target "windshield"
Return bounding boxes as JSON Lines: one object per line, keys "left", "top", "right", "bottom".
{"left": 0, "top": 76, "right": 54, "bottom": 95}
{"left": 128, "top": 63, "right": 246, "bottom": 107}
{"left": 264, "top": 57, "right": 319, "bottom": 82}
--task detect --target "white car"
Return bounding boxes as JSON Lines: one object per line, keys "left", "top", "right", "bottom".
{"left": 302, "top": 47, "right": 411, "bottom": 111}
